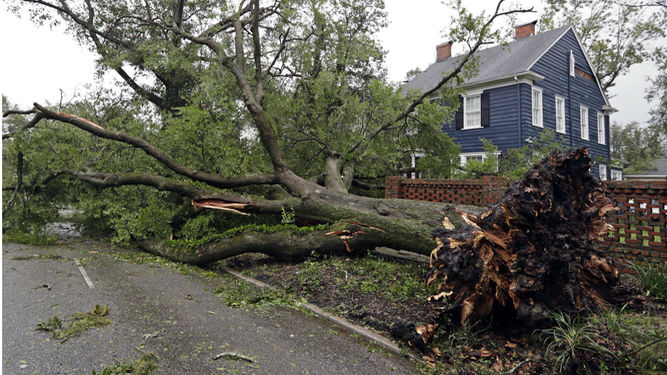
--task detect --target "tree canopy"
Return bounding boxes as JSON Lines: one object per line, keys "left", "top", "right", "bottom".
{"left": 539, "top": 0, "right": 666, "bottom": 94}
{"left": 610, "top": 121, "right": 665, "bottom": 172}
{"left": 3, "top": 0, "right": 533, "bottom": 245}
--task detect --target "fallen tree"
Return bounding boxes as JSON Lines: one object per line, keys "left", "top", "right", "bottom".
{"left": 421, "top": 147, "right": 620, "bottom": 334}
{"left": 4, "top": 0, "right": 627, "bottom": 337}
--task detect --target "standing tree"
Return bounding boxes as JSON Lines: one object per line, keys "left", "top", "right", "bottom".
{"left": 610, "top": 121, "right": 665, "bottom": 172}
{"left": 646, "top": 48, "right": 667, "bottom": 136}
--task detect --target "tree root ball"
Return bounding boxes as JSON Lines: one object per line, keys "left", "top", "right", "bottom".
{"left": 426, "top": 148, "right": 621, "bottom": 327}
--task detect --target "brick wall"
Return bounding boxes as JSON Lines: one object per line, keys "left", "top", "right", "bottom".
{"left": 601, "top": 181, "right": 667, "bottom": 266}
{"left": 385, "top": 176, "right": 666, "bottom": 266}
{"left": 384, "top": 175, "right": 507, "bottom": 207}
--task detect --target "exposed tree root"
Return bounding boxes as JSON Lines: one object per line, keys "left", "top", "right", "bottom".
{"left": 424, "top": 148, "right": 621, "bottom": 329}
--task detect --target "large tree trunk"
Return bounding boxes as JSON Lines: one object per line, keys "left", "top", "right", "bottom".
{"left": 139, "top": 184, "right": 487, "bottom": 263}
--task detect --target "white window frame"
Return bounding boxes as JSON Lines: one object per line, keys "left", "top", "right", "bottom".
{"left": 569, "top": 50, "right": 575, "bottom": 77}
{"left": 532, "top": 86, "right": 543, "bottom": 128}
{"left": 462, "top": 93, "right": 482, "bottom": 130}
{"left": 611, "top": 169, "right": 622, "bottom": 181}
{"left": 459, "top": 151, "right": 501, "bottom": 170}
{"left": 555, "top": 95, "right": 566, "bottom": 134}
{"left": 597, "top": 112, "right": 605, "bottom": 145}
{"left": 599, "top": 164, "right": 607, "bottom": 181}
{"left": 580, "top": 105, "right": 589, "bottom": 140}
{"left": 409, "top": 152, "right": 425, "bottom": 179}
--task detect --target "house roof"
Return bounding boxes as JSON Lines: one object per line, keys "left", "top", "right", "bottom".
{"left": 402, "top": 24, "right": 572, "bottom": 93}
{"left": 624, "top": 158, "right": 667, "bottom": 178}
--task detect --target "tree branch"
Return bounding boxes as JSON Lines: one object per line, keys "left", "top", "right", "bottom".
{"left": 347, "top": 0, "right": 535, "bottom": 158}
{"left": 21, "top": 103, "right": 280, "bottom": 189}
{"left": 251, "top": 0, "right": 264, "bottom": 102}
{"left": 2, "top": 111, "right": 44, "bottom": 140}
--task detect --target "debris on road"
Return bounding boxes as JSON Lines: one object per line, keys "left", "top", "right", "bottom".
{"left": 212, "top": 352, "right": 255, "bottom": 362}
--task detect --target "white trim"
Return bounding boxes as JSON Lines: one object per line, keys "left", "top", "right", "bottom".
{"left": 532, "top": 86, "right": 543, "bottom": 127}
{"left": 410, "top": 151, "right": 425, "bottom": 179}
{"left": 555, "top": 95, "right": 566, "bottom": 134}
{"left": 462, "top": 93, "right": 482, "bottom": 130}
{"left": 610, "top": 169, "right": 623, "bottom": 181}
{"left": 569, "top": 50, "right": 575, "bottom": 77}
{"left": 580, "top": 105, "right": 589, "bottom": 140}
{"left": 459, "top": 151, "right": 501, "bottom": 168}
{"left": 463, "top": 88, "right": 484, "bottom": 96}
{"left": 599, "top": 164, "right": 607, "bottom": 181}
{"left": 525, "top": 25, "right": 611, "bottom": 107}
{"left": 459, "top": 71, "right": 545, "bottom": 90}
{"left": 428, "top": 75, "right": 537, "bottom": 101}
{"left": 597, "top": 111, "right": 605, "bottom": 145}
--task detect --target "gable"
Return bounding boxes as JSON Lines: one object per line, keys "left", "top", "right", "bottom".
{"left": 528, "top": 27, "right": 610, "bottom": 107}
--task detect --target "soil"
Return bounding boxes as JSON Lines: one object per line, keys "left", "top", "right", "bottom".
{"left": 214, "top": 253, "right": 555, "bottom": 374}
{"left": 221, "top": 253, "right": 442, "bottom": 339}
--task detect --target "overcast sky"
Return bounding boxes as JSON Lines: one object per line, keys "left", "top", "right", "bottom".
{"left": 1, "top": 0, "right": 662, "bottom": 126}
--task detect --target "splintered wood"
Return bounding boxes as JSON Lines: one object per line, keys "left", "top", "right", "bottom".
{"left": 426, "top": 148, "right": 620, "bottom": 326}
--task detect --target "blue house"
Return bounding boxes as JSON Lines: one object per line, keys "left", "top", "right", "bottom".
{"left": 404, "top": 21, "right": 620, "bottom": 180}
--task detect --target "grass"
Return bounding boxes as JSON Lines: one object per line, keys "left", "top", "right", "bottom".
{"left": 536, "top": 310, "right": 667, "bottom": 375}
{"left": 37, "top": 304, "right": 112, "bottom": 342}
{"left": 108, "top": 250, "right": 201, "bottom": 277}
{"left": 3, "top": 231, "right": 58, "bottom": 246}
{"left": 632, "top": 262, "right": 667, "bottom": 301}
{"left": 213, "top": 279, "right": 302, "bottom": 309}
{"left": 92, "top": 353, "right": 159, "bottom": 375}
{"left": 240, "top": 251, "right": 437, "bottom": 303}
{"left": 12, "top": 253, "right": 63, "bottom": 261}
{"left": 537, "top": 312, "right": 616, "bottom": 374}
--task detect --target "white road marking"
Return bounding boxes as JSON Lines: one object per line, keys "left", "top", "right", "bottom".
{"left": 74, "top": 258, "right": 95, "bottom": 289}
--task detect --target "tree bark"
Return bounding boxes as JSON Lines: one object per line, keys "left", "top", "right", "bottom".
{"left": 324, "top": 156, "right": 347, "bottom": 193}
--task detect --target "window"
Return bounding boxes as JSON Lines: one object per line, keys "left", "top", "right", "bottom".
{"left": 459, "top": 152, "right": 500, "bottom": 170}
{"left": 555, "top": 96, "right": 565, "bottom": 134}
{"left": 597, "top": 112, "right": 605, "bottom": 145}
{"left": 460, "top": 154, "right": 484, "bottom": 166}
{"left": 464, "top": 94, "right": 482, "bottom": 129}
{"left": 611, "top": 169, "right": 622, "bottom": 181}
{"left": 569, "top": 50, "right": 575, "bottom": 77}
{"left": 532, "top": 87, "right": 543, "bottom": 127}
{"left": 580, "top": 105, "right": 589, "bottom": 140}
{"left": 599, "top": 164, "right": 607, "bottom": 181}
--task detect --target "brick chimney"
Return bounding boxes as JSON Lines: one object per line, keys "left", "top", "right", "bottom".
{"left": 436, "top": 41, "right": 453, "bottom": 62}
{"left": 515, "top": 20, "right": 537, "bottom": 39}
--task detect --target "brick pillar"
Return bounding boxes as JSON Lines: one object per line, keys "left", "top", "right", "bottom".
{"left": 385, "top": 176, "right": 400, "bottom": 199}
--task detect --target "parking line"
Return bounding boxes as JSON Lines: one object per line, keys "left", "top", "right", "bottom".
{"left": 74, "top": 258, "right": 95, "bottom": 289}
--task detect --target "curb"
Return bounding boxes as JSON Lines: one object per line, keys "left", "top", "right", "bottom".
{"left": 223, "top": 268, "right": 408, "bottom": 357}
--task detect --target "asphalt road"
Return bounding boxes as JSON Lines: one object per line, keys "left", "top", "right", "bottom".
{"left": 3, "top": 240, "right": 419, "bottom": 374}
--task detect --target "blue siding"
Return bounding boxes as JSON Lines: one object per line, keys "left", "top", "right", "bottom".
{"left": 441, "top": 28, "right": 611, "bottom": 178}
{"left": 445, "top": 84, "right": 521, "bottom": 153}
{"left": 529, "top": 29, "right": 610, "bottom": 176}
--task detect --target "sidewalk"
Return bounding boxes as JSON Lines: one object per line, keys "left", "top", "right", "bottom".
{"left": 3, "top": 240, "right": 418, "bottom": 374}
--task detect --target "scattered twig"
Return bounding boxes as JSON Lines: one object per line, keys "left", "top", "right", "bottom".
{"left": 501, "top": 359, "right": 539, "bottom": 374}
{"left": 212, "top": 352, "right": 255, "bottom": 362}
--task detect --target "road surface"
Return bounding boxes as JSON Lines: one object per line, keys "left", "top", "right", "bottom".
{"left": 3, "top": 239, "right": 418, "bottom": 374}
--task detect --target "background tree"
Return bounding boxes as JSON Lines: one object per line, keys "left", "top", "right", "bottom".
{"left": 539, "top": 0, "right": 667, "bottom": 94}
{"left": 610, "top": 121, "right": 665, "bottom": 172}
{"left": 646, "top": 48, "right": 667, "bottom": 136}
